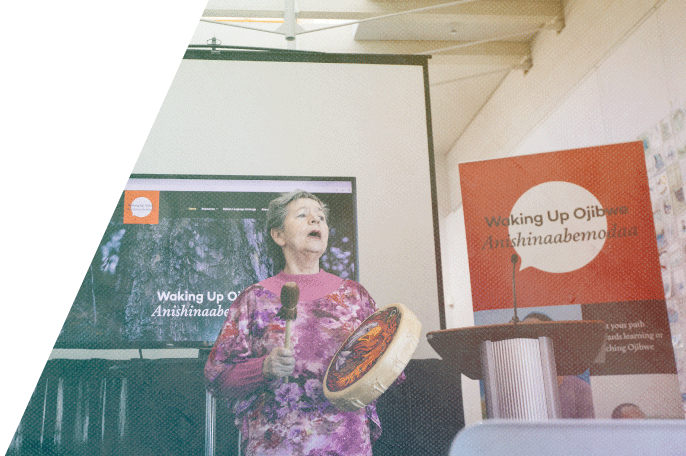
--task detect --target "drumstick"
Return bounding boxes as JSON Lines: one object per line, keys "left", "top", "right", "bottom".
{"left": 277, "top": 282, "right": 299, "bottom": 381}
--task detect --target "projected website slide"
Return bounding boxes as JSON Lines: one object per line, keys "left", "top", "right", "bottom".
{"left": 54, "top": 175, "right": 358, "bottom": 349}
{"left": 459, "top": 141, "right": 683, "bottom": 418}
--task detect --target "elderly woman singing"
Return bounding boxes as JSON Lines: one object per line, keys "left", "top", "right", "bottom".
{"left": 204, "top": 190, "right": 384, "bottom": 456}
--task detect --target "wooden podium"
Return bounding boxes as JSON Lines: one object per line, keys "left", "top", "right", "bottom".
{"left": 427, "top": 321, "right": 606, "bottom": 420}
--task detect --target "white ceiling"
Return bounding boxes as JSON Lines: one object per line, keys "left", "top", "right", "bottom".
{"left": 198, "top": 0, "right": 566, "bottom": 158}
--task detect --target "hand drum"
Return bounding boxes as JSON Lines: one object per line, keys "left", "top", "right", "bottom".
{"left": 323, "top": 303, "right": 421, "bottom": 411}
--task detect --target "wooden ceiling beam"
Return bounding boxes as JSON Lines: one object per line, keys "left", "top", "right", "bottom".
{"left": 203, "top": 0, "right": 563, "bottom": 23}
{"left": 337, "top": 39, "right": 531, "bottom": 56}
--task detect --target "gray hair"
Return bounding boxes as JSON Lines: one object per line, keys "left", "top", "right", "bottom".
{"left": 266, "top": 190, "right": 329, "bottom": 272}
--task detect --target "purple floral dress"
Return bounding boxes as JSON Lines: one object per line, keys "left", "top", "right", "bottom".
{"left": 205, "top": 275, "right": 381, "bottom": 456}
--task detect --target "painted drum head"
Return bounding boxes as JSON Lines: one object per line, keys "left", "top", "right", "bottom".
{"left": 324, "top": 303, "right": 421, "bottom": 411}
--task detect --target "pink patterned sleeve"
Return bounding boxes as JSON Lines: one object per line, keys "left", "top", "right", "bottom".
{"left": 355, "top": 281, "right": 379, "bottom": 319}
{"left": 204, "top": 287, "right": 269, "bottom": 399}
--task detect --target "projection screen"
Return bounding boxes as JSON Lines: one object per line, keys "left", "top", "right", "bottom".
{"left": 133, "top": 49, "right": 443, "bottom": 359}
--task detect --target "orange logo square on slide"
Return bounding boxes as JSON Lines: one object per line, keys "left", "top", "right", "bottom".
{"left": 124, "top": 191, "right": 159, "bottom": 224}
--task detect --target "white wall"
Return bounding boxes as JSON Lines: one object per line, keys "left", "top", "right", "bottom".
{"left": 444, "top": 0, "right": 681, "bottom": 210}
{"left": 510, "top": 0, "right": 685, "bottom": 157}
{"left": 440, "top": 207, "right": 483, "bottom": 424}
{"left": 442, "top": 0, "right": 686, "bottom": 425}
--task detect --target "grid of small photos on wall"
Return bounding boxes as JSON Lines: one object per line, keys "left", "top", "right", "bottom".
{"left": 640, "top": 101, "right": 686, "bottom": 411}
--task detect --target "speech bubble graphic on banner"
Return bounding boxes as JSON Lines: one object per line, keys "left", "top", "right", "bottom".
{"left": 131, "top": 196, "right": 154, "bottom": 218}
{"left": 510, "top": 181, "right": 607, "bottom": 273}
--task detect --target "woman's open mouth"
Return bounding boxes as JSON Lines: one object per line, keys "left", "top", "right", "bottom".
{"left": 308, "top": 230, "right": 322, "bottom": 239}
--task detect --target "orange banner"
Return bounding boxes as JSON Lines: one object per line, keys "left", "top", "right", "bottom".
{"left": 459, "top": 141, "right": 663, "bottom": 312}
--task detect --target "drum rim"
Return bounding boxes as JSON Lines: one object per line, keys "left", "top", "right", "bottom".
{"left": 323, "top": 302, "right": 421, "bottom": 411}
